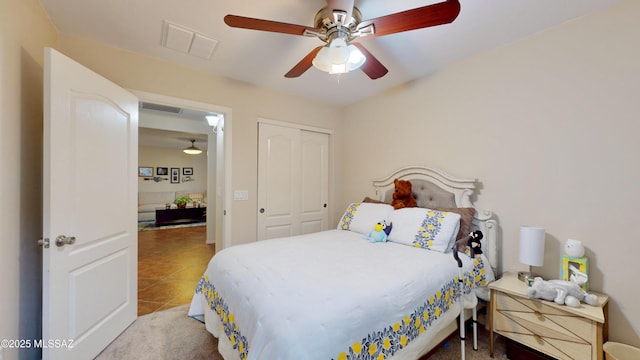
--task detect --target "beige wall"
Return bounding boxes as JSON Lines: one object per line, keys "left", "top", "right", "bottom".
{"left": 2, "top": 1, "right": 342, "bottom": 358}
{"left": 0, "top": 0, "right": 57, "bottom": 359}
{"left": 2, "top": 0, "right": 638, "bottom": 358}
{"left": 55, "top": 33, "right": 345, "bottom": 247}
{"left": 138, "top": 146, "right": 208, "bottom": 194}
{"left": 342, "top": 0, "right": 640, "bottom": 347}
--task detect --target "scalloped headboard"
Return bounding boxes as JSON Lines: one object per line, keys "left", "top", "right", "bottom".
{"left": 372, "top": 166, "right": 499, "bottom": 274}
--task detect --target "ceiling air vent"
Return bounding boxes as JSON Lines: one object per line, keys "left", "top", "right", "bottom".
{"left": 161, "top": 20, "right": 218, "bottom": 60}
{"left": 140, "top": 102, "right": 182, "bottom": 114}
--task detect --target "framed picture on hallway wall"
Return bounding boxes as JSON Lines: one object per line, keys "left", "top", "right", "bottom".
{"left": 156, "top": 167, "right": 168, "bottom": 176}
{"left": 171, "top": 168, "right": 180, "bottom": 183}
{"left": 183, "top": 167, "right": 193, "bottom": 176}
{"left": 139, "top": 167, "right": 153, "bottom": 177}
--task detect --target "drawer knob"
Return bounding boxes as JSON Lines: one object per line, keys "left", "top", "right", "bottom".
{"left": 533, "top": 334, "right": 544, "bottom": 343}
{"left": 534, "top": 311, "right": 543, "bottom": 319}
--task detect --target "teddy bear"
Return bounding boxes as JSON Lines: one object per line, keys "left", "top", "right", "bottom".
{"left": 363, "top": 220, "right": 393, "bottom": 243}
{"left": 390, "top": 179, "right": 417, "bottom": 210}
{"left": 526, "top": 277, "right": 598, "bottom": 308}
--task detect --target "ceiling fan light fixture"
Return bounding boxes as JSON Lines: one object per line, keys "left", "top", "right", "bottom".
{"left": 183, "top": 139, "right": 203, "bottom": 155}
{"left": 347, "top": 44, "right": 365, "bottom": 66}
{"left": 312, "top": 38, "right": 366, "bottom": 75}
{"left": 329, "top": 38, "right": 349, "bottom": 65}
{"left": 312, "top": 46, "right": 329, "bottom": 72}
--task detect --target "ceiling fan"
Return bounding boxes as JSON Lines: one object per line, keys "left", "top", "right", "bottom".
{"left": 224, "top": 0, "right": 460, "bottom": 79}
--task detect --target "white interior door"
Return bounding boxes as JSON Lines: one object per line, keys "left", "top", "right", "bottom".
{"left": 257, "top": 123, "right": 301, "bottom": 240}
{"left": 257, "top": 122, "right": 329, "bottom": 240}
{"left": 42, "top": 48, "right": 138, "bottom": 360}
{"left": 300, "top": 130, "right": 329, "bottom": 234}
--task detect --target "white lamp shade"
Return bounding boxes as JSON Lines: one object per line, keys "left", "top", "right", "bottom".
{"left": 347, "top": 44, "right": 365, "bottom": 68}
{"left": 519, "top": 226, "right": 545, "bottom": 267}
{"left": 329, "top": 38, "right": 349, "bottom": 65}
{"left": 312, "top": 39, "right": 366, "bottom": 74}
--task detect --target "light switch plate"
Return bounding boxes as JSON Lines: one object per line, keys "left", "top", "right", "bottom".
{"left": 234, "top": 190, "right": 249, "bottom": 201}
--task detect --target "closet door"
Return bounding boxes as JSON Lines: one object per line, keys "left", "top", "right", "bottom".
{"left": 300, "top": 130, "right": 329, "bottom": 234}
{"left": 257, "top": 123, "right": 301, "bottom": 240}
{"left": 257, "top": 122, "right": 329, "bottom": 241}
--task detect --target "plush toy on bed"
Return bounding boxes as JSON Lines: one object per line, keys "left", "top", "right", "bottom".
{"left": 455, "top": 230, "right": 484, "bottom": 258}
{"left": 391, "top": 179, "right": 417, "bottom": 210}
{"left": 467, "top": 230, "right": 483, "bottom": 257}
{"left": 526, "top": 277, "right": 598, "bottom": 308}
{"left": 364, "top": 220, "right": 393, "bottom": 243}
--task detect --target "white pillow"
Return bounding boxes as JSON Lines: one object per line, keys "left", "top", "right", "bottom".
{"left": 388, "top": 207, "right": 461, "bottom": 253}
{"left": 337, "top": 203, "right": 394, "bottom": 235}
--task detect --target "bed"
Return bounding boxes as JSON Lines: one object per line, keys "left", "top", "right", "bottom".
{"left": 188, "top": 166, "right": 498, "bottom": 360}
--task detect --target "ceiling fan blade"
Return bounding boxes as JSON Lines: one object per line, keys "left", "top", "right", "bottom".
{"left": 224, "top": 15, "right": 320, "bottom": 36}
{"left": 352, "top": 43, "right": 388, "bottom": 80}
{"left": 357, "top": 0, "right": 460, "bottom": 37}
{"left": 326, "top": 0, "right": 354, "bottom": 25}
{"left": 284, "top": 46, "right": 324, "bottom": 78}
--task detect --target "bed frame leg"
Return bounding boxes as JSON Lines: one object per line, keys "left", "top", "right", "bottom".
{"left": 459, "top": 305, "right": 465, "bottom": 360}
{"left": 473, "top": 305, "right": 478, "bottom": 351}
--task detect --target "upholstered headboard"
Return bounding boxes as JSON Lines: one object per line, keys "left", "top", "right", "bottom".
{"left": 373, "top": 166, "right": 499, "bottom": 274}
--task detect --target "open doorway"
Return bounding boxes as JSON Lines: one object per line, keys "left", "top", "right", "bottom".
{"left": 137, "top": 123, "right": 210, "bottom": 232}
{"left": 131, "top": 91, "right": 232, "bottom": 315}
{"left": 132, "top": 90, "right": 232, "bottom": 249}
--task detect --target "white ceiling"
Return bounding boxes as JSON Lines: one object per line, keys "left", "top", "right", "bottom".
{"left": 138, "top": 127, "right": 208, "bottom": 151}
{"left": 38, "top": 0, "right": 623, "bottom": 107}
{"left": 139, "top": 107, "right": 210, "bottom": 150}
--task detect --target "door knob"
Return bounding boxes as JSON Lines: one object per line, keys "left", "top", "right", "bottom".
{"left": 259, "top": 208, "right": 265, "bottom": 213}
{"left": 37, "top": 238, "right": 50, "bottom": 248}
{"left": 55, "top": 235, "right": 76, "bottom": 247}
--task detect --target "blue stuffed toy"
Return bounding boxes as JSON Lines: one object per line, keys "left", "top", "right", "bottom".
{"left": 364, "top": 220, "right": 393, "bottom": 243}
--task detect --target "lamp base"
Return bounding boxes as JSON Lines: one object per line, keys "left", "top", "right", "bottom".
{"left": 517, "top": 271, "right": 531, "bottom": 282}
{"left": 518, "top": 265, "right": 538, "bottom": 284}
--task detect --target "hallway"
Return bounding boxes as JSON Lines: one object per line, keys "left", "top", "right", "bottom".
{"left": 137, "top": 226, "right": 215, "bottom": 316}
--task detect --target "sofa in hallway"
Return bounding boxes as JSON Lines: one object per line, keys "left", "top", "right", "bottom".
{"left": 138, "top": 190, "right": 206, "bottom": 221}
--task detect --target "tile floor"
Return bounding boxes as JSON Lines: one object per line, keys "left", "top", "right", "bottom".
{"left": 137, "top": 225, "right": 215, "bottom": 316}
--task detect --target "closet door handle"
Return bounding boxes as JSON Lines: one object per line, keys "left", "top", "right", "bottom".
{"left": 259, "top": 208, "right": 265, "bottom": 214}
{"left": 55, "top": 235, "right": 76, "bottom": 247}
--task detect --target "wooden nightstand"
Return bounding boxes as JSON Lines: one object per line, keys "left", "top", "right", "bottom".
{"left": 489, "top": 272, "right": 608, "bottom": 360}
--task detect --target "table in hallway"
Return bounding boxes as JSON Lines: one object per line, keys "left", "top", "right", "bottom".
{"left": 155, "top": 206, "right": 206, "bottom": 226}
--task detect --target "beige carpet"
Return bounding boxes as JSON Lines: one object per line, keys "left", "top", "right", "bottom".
{"left": 96, "top": 304, "right": 507, "bottom": 359}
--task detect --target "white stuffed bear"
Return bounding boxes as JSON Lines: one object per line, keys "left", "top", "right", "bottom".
{"left": 526, "top": 277, "right": 598, "bottom": 308}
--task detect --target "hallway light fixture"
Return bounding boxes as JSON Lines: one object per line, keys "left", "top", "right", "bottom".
{"left": 206, "top": 114, "right": 220, "bottom": 128}
{"left": 183, "top": 139, "right": 202, "bottom": 155}
{"left": 206, "top": 114, "right": 222, "bottom": 133}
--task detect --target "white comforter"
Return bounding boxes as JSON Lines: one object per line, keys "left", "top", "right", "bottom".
{"left": 189, "top": 229, "right": 493, "bottom": 360}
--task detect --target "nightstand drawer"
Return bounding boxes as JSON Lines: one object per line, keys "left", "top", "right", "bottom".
{"left": 489, "top": 273, "right": 608, "bottom": 360}
{"left": 495, "top": 292, "right": 594, "bottom": 340}
{"left": 494, "top": 309, "right": 592, "bottom": 359}
{"left": 494, "top": 292, "right": 593, "bottom": 360}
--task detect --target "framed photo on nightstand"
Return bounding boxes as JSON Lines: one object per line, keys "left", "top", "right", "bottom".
{"left": 561, "top": 255, "right": 589, "bottom": 291}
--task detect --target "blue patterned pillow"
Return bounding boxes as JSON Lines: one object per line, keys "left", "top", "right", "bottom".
{"left": 337, "top": 203, "right": 394, "bottom": 235}
{"left": 388, "top": 207, "right": 461, "bottom": 252}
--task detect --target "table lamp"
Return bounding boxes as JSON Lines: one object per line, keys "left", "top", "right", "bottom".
{"left": 518, "top": 226, "right": 545, "bottom": 282}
